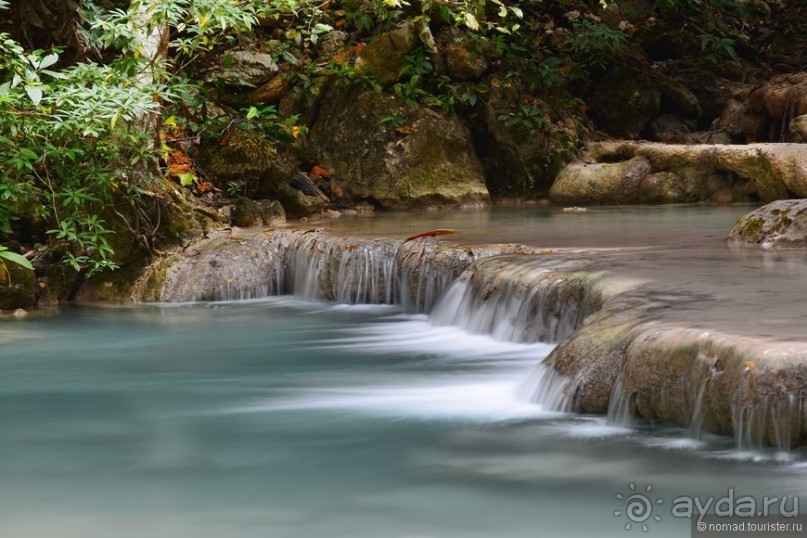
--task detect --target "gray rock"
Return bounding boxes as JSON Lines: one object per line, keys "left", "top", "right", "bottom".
{"left": 355, "top": 22, "right": 418, "bottom": 85}
{"left": 206, "top": 49, "right": 278, "bottom": 86}
{"left": 789, "top": 114, "right": 807, "bottom": 142}
{"left": 647, "top": 113, "right": 697, "bottom": 142}
{"left": 316, "top": 30, "right": 349, "bottom": 60}
{"left": 232, "top": 197, "right": 262, "bottom": 228}
{"left": 549, "top": 157, "right": 652, "bottom": 204}
{"left": 199, "top": 128, "right": 298, "bottom": 199}
{"left": 309, "top": 85, "right": 489, "bottom": 209}
{"left": 712, "top": 98, "right": 746, "bottom": 138}
{"left": 445, "top": 42, "right": 487, "bottom": 81}
{"left": 274, "top": 184, "right": 324, "bottom": 219}
{"left": 475, "top": 85, "right": 583, "bottom": 196}
{"left": 728, "top": 199, "right": 807, "bottom": 247}
{"left": 585, "top": 141, "right": 807, "bottom": 202}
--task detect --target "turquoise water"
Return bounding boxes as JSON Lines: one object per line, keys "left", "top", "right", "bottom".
{"left": 1, "top": 299, "right": 805, "bottom": 538}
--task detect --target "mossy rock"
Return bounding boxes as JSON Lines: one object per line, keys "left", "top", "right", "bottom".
{"left": 309, "top": 85, "right": 489, "bottom": 209}
{"left": 729, "top": 199, "right": 807, "bottom": 247}
{"left": 198, "top": 128, "right": 298, "bottom": 198}
{"left": 475, "top": 84, "right": 585, "bottom": 197}
{"left": 0, "top": 262, "right": 36, "bottom": 310}
{"left": 354, "top": 22, "right": 418, "bottom": 85}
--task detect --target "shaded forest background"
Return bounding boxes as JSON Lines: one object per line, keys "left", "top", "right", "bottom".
{"left": 0, "top": 0, "right": 805, "bottom": 307}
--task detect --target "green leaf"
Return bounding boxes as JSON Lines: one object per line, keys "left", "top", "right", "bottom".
{"left": 464, "top": 13, "right": 480, "bottom": 31}
{"left": 39, "top": 53, "right": 59, "bottom": 70}
{"left": 246, "top": 106, "right": 259, "bottom": 119}
{"left": 0, "top": 250, "right": 33, "bottom": 271}
{"left": 25, "top": 85, "right": 43, "bottom": 106}
{"left": 41, "top": 69, "right": 68, "bottom": 80}
{"left": 177, "top": 173, "right": 196, "bottom": 187}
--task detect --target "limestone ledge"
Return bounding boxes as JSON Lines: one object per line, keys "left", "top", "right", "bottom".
{"left": 130, "top": 227, "right": 807, "bottom": 448}
{"left": 550, "top": 141, "right": 807, "bottom": 205}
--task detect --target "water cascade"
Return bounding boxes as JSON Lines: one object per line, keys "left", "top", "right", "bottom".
{"left": 137, "top": 227, "right": 807, "bottom": 450}
{"left": 429, "top": 256, "right": 603, "bottom": 343}
{"left": 689, "top": 382, "right": 708, "bottom": 439}
{"left": 606, "top": 374, "right": 635, "bottom": 428}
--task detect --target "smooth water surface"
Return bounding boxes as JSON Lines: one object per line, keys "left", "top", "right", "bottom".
{"left": 3, "top": 205, "right": 807, "bottom": 537}
{"left": 1, "top": 299, "right": 805, "bottom": 538}
{"left": 323, "top": 205, "right": 807, "bottom": 340}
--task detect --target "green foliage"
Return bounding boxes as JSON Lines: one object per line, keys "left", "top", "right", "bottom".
{"left": 390, "top": 47, "right": 486, "bottom": 114}
{"left": 497, "top": 103, "right": 549, "bottom": 132}
{"left": 565, "top": 19, "right": 628, "bottom": 70}
{"left": 698, "top": 32, "right": 737, "bottom": 63}
{"left": 0, "top": 33, "right": 161, "bottom": 275}
{"left": 240, "top": 105, "right": 307, "bottom": 142}
{"left": 0, "top": 244, "right": 33, "bottom": 285}
{"left": 1, "top": 0, "right": 314, "bottom": 277}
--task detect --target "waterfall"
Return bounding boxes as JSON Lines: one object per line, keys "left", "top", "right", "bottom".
{"left": 689, "top": 382, "right": 708, "bottom": 439}
{"left": 149, "top": 234, "right": 286, "bottom": 303}
{"left": 732, "top": 391, "right": 804, "bottom": 453}
{"left": 141, "top": 227, "right": 807, "bottom": 451}
{"left": 607, "top": 375, "right": 635, "bottom": 428}
{"left": 428, "top": 257, "right": 601, "bottom": 343}
{"left": 283, "top": 232, "right": 401, "bottom": 304}
{"left": 516, "top": 364, "right": 576, "bottom": 412}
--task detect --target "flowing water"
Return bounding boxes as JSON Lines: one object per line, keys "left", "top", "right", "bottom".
{"left": 2, "top": 205, "right": 807, "bottom": 537}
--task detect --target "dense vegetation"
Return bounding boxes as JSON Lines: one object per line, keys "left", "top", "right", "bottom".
{"left": 0, "top": 0, "right": 804, "bottom": 304}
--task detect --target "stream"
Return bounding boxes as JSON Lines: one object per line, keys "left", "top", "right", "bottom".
{"left": 1, "top": 205, "right": 806, "bottom": 537}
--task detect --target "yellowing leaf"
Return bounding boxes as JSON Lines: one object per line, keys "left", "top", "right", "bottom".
{"left": 464, "top": 13, "right": 479, "bottom": 31}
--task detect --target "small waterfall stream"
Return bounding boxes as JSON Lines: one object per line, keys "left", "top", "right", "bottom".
{"left": 143, "top": 228, "right": 807, "bottom": 451}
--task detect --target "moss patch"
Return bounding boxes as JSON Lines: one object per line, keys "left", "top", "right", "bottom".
{"left": 743, "top": 217, "right": 765, "bottom": 235}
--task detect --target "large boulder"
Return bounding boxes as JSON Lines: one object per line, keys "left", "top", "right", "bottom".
{"left": 436, "top": 28, "right": 488, "bottom": 81}
{"left": 198, "top": 127, "right": 299, "bottom": 199}
{"left": 744, "top": 72, "right": 807, "bottom": 141}
{"left": 355, "top": 23, "right": 418, "bottom": 85}
{"left": 309, "top": 86, "right": 489, "bottom": 209}
{"left": 589, "top": 66, "right": 661, "bottom": 139}
{"left": 231, "top": 197, "right": 285, "bottom": 228}
{"left": 549, "top": 156, "right": 705, "bottom": 204}
{"left": 474, "top": 85, "right": 583, "bottom": 197}
{"left": 0, "top": 262, "right": 36, "bottom": 310}
{"left": 728, "top": 199, "right": 807, "bottom": 247}
{"left": 205, "top": 49, "right": 278, "bottom": 86}
{"left": 569, "top": 141, "right": 807, "bottom": 204}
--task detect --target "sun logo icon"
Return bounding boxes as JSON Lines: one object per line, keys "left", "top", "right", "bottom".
{"left": 614, "top": 482, "right": 664, "bottom": 532}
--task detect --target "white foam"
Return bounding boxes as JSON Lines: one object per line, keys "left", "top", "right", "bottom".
{"left": 237, "top": 378, "right": 562, "bottom": 421}
{"left": 316, "top": 316, "right": 555, "bottom": 360}
{"left": 548, "top": 418, "right": 634, "bottom": 439}
{"left": 642, "top": 437, "right": 707, "bottom": 451}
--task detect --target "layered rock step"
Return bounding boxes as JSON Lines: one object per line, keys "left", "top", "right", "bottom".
{"left": 132, "top": 224, "right": 807, "bottom": 450}
{"left": 550, "top": 141, "right": 807, "bottom": 204}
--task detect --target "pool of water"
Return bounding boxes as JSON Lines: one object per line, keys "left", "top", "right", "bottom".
{"left": 1, "top": 298, "right": 805, "bottom": 538}
{"left": 320, "top": 204, "right": 807, "bottom": 340}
